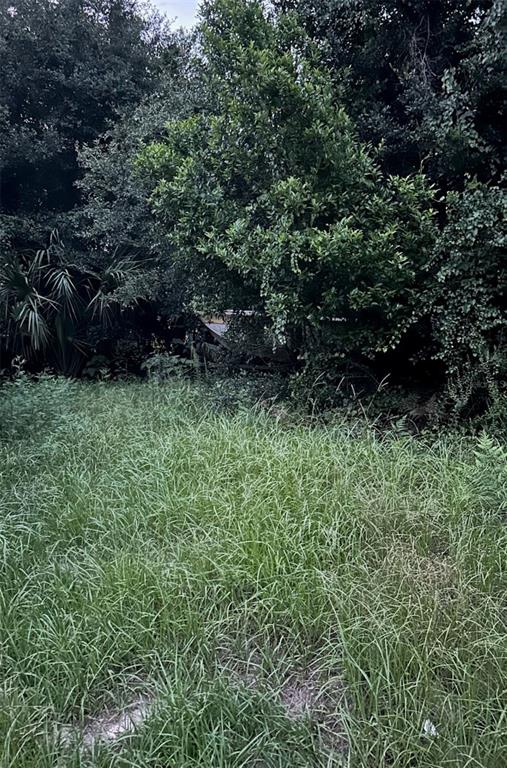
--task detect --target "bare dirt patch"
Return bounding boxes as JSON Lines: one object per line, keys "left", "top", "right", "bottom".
{"left": 219, "top": 640, "right": 349, "bottom": 754}
{"left": 60, "top": 692, "right": 154, "bottom": 750}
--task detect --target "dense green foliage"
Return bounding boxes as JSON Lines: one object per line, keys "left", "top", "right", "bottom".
{"left": 0, "top": 0, "right": 505, "bottom": 416}
{"left": 425, "top": 182, "right": 506, "bottom": 390}
{"left": 269, "top": 0, "right": 506, "bottom": 402}
{"left": 1, "top": 380, "right": 506, "bottom": 766}
{"left": 0, "top": 0, "right": 183, "bottom": 368}
{"left": 139, "top": 0, "right": 436, "bottom": 367}
{"left": 0, "top": 229, "right": 146, "bottom": 374}
{"left": 0, "top": 0, "right": 173, "bottom": 240}
{"left": 75, "top": 39, "right": 204, "bottom": 320}
{"left": 274, "top": 0, "right": 505, "bottom": 185}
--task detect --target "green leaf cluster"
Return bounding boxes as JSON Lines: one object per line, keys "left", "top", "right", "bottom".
{"left": 139, "top": 0, "right": 437, "bottom": 364}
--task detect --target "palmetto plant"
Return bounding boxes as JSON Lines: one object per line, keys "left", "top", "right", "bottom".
{"left": 0, "top": 230, "right": 140, "bottom": 375}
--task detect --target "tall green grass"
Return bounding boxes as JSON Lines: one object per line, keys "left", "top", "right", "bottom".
{"left": 0, "top": 379, "right": 505, "bottom": 767}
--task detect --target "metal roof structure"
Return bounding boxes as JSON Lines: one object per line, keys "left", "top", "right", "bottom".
{"left": 202, "top": 321, "right": 228, "bottom": 340}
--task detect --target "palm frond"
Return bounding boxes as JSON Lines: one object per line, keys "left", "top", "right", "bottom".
{"left": 47, "top": 267, "right": 81, "bottom": 321}
{"left": 87, "top": 290, "right": 115, "bottom": 325}
{"left": 14, "top": 297, "right": 52, "bottom": 351}
{"left": 102, "top": 257, "right": 141, "bottom": 288}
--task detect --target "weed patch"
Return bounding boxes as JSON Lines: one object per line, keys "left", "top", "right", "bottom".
{"left": 0, "top": 380, "right": 505, "bottom": 766}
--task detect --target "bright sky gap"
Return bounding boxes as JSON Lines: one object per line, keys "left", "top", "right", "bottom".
{"left": 152, "top": 0, "right": 199, "bottom": 28}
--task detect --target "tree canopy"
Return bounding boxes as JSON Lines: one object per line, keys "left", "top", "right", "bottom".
{"left": 139, "top": 0, "right": 436, "bottom": 366}
{"left": 273, "top": 0, "right": 505, "bottom": 186}
{"left": 0, "top": 0, "right": 177, "bottom": 247}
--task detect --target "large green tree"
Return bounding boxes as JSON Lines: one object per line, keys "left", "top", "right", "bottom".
{"left": 273, "top": 0, "right": 506, "bottom": 397}
{"left": 0, "top": 0, "right": 176, "bottom": 250}
{"left": 139, "top": 0, "right": 436, "bottom": 369}
{"left": 0, "top": 0, "right": 183, "bottom": 370}
{"left": 273, "top": 0, "right": 505, "bottom": 186}
{"left": 75, "top": 35, "right": 203, "bottom": 317}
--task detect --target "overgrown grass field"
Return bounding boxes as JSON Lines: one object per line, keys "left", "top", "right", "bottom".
{"left": 0, "top": 380, "right": 505, "bottom": 767}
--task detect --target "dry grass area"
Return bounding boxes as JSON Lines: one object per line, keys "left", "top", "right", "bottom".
{"left": 0, "top": 378, "right": 505, "bottom": 767}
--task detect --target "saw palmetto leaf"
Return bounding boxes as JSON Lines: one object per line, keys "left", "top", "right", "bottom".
{"left": 1, "top": 231, "right": 145, "bottom": 369}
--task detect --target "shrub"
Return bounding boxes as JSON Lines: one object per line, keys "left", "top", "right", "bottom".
{"left": 138, "top": 0, "right": 436, "bottom": 372}
{"left": 426, "top": 182, "right": 506, "bottom": 409}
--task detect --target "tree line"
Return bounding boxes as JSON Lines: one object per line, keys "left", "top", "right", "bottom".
{"left": 0, "top": 0, "right": 505, "bottom": 417}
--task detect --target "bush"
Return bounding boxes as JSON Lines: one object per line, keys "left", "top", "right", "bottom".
{"left": 139, "top": 0, "right": 436, "bottom": 371}
{"left": 427, "top": 182, "right": 506, "bottom": 393}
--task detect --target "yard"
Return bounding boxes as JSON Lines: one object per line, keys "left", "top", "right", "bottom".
{"left": 0, "top": 379, "right": 505, "bottom": 767}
